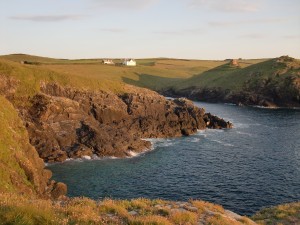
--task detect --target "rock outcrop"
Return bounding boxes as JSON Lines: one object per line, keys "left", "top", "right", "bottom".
{"left": 21, "top": 83, "right": 232, "bottom": 162}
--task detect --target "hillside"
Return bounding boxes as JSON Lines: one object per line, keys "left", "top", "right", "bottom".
{"left": 2, "top": 54, "right": 299, "bottom": 107}
{"left": 166, "top": 56, "right": 300, "bottom": 107}
{"left": 0, "top": 54, "right": 265, "bottom": 91}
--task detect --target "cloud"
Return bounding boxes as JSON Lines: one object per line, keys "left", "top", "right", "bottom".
{"left": 9, "top": 15, "right": 85, "bottom": 22}
{"left": 154, "top": 28, "right": 205, "bottom": 35}
{"left": 100, "top": 28, "right": 128, "bottom": 33}
{"left": 282, "top": 35, "right": 300, "bottom": 39}
{"left": 240, "top": 33, "right": 267, "bottom": 39}
{"left": 189, "top": 0, "right": 262, "bottom": 12}
{"left": 208, "top": 18, "right": 288, "bottom": 27}
{"left": 89, "top": 0, "right": 159, "bottom": 9}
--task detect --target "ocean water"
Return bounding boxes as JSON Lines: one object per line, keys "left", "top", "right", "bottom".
{"left": 49, "top": 102, "right": 300, "bottom": 215}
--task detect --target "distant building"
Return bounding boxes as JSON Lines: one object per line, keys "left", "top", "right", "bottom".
{"left": 123, "top": 59, "right": 136, "bottom": 66}
{"left": 102, "top": 59, "right": 114, "bottom": 65}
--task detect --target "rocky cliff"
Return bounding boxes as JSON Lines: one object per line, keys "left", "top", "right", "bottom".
{"left": 22, "top": 83, "right": 231, "bottom": 162}
{"left": 0, "top": 72, "right": 231, "bottom": 200}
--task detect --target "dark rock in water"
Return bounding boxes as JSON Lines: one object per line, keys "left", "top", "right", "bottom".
{"left": 204, "top": 113, "right": 233, "bottom": 129}
{"left": 22, "top": 83, "right": 231, "bottom": 162}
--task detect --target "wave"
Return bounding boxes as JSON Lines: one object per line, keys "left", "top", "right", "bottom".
{"left": 190, "top": 137, "right": 201, "bottom": 143}
{"left": 233, "top": 123, "right": 250, "bottom": 129}
{"left": 236, "top": 131, "right": 254, "bottom": 137}
{"left": 143, "top": 138, "right": 176, "bottom": 148}
{"left": 251, "top": 105, "right": 300, "bottom": 110}
{"left": 210, "top": 139, "right": 234, "bottom": 147}
{"left": 224, "top": 103, "right": 237, "bottom": 106}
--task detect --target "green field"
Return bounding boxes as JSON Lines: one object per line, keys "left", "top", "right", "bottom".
{"left": 0, "top": 54, "right": 270, "bottom": 92}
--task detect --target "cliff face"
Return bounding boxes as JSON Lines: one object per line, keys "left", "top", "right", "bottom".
{"left": 23, "top": 83, "right": 231, "bottom": 162}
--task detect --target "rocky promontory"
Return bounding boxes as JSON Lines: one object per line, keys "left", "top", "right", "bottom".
{"left": 21, "top": 83, "right": 231, "bottom": 162}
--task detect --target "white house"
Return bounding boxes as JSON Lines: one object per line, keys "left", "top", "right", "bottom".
{"left": 102, "top": 59, "right": 114, "bottom": 65}
{"left": 123, "top": 59, "right": 136, "bottom": 66}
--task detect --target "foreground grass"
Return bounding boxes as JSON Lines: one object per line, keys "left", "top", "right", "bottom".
{"left": 252, "top": 202, "right": 300, "bottom": 225}
{"left": 0, "top": 193, "right": 257, "bottom": 225}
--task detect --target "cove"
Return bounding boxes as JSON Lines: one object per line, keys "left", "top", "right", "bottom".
{"left": 48, "top": 101, "right": 300, "bottom": 215}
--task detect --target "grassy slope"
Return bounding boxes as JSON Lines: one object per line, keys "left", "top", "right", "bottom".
{"left": 172, "top": 57, "right": 300, "bottom": 93}
{"left": 0, "top": 54, "right": 266, "bottom": 92}
{"left": 0, "top": 96, "right": 33, "bottom": 193}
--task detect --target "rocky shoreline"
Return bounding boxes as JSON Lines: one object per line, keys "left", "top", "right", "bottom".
{"left": 20, "top": 83, "right": 232, "bottom": 163}
{"left": 0, "top": 73, "right": 232, "bottom": 199}
{"left": 162, "top": 87, "right": 300, "bottom": 108}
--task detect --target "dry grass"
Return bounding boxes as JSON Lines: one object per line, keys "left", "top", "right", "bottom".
{"left": 207, "top": 214, "right": 241, "bottom": 225}
{"left": 190, "top": 200, "right": 225, "bottom": 214}
{"left": 128, "top": 215, "right": 172, "bottom": 225}
{"left": 0, "top": 192, "right": 259, "bottom": 225}
{"left": 169, "top": 211, "right": 198, "bottom": 225}
{"left": 252, "top": 202, "right": 300, "bottom": 225}
{"left": 100, "top": 199, "right": 131, "bottom": 219}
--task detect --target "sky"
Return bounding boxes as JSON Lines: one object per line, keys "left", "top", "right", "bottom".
{"left": 1, "top": 0, "right": 300, "bottom": 59}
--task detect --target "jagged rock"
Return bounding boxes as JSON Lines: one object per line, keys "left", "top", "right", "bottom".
{"left": 21, "top": 83, "right": 231, "bottom": 162}
{"left": 204, "top": 113, "right": 232, "bottom": 129}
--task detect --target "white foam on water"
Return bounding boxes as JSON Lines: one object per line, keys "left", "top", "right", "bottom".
{"left": 236, "top": 131, "right": 253, "bottom": 137}
{"left": 190, "top": 137, "right": 201, "bottom": 143}
{"left": 210, "top": 139, "right": 234, "bottom": 147}
{"left": 82, "top": 155, "right": 92, "bottom": 160}
{"left": 196, "top": 130, "right": 207, "bottom": 137}
{"left": 127, "top": 151, "right": 139, "bottom": 157}
{"left": 233, "top": 123, "right": 250, "bottom": 129}
{"left": 224, "top": 103, "right": 237, "bottom": 106}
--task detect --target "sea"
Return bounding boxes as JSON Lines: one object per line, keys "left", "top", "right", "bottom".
{"left": 48, "top": 101, "right": 300, "bottom": 215}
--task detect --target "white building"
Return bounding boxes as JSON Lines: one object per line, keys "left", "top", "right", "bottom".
{"left": 123, "top": 59, "right": 136, "bottom": 66}
{"left": 102, "top": 59, "right": 114, "bottom": 65}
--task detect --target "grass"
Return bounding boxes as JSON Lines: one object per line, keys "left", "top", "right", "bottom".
{"left": 0, "top": 96, "right": 34, "bottom": 194}
{"left": 191, "top": 200, "right": 225, "bottom": 214}
{"left": 173, "top": 56, "right": 300, "bottom": 92}
{"left": 3, "top": 53, "right": 296, "bottom": 99}
{"left": 0, "top": 192, "right": 258, "bottom": 225}
{"left": 252, "top": 202, "right": 300, "bottom": 225}
{"left": 0, "top": 54, "right": 269, "bottom": 93}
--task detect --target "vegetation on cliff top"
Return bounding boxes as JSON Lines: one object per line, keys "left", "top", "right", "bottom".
{"left": 252, "top": 202, "right": 300, "bottom": 225}
{"left": 0, "top": 54, "right": 267, "bottom": 92}
{"left": 0, "top": 192, "right": 256, "bottom": 225}
{"left": 1, "top": 54, "right": 299, "bottom": 107}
